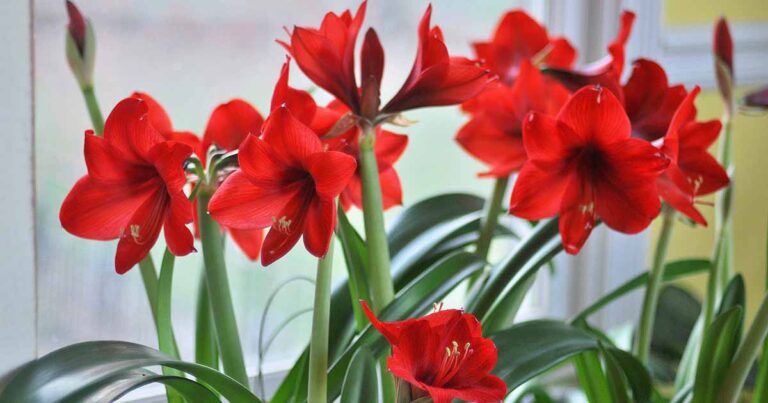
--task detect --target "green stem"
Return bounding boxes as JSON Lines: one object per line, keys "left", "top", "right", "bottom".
{"left": 195, "top": 272, "right": 219, "bottom": 369}
{"left": 475, "top": 176, "right": 509, "bottom": 260}
{"left": 156, "top": 249, "right": 184, "bottom": 403}
{"left": 358, "top": 122, "right": 394, "bottom": 312}
{"left": 308, "top": 234, "right": 334, "bottom": 403}
{"left": 636, "top": 207, "right": 676, "bottom": 364}
{"left": 703, "top": 227, "right": 726, "bottom": 330}
{"left": 82, "top": 85, "right": 104, "bottom": 134}
{"left": 715, "top": 115, "right": 734, "bottom": 292}
{"left": 197, "top": 192, "right": 249, "bottom": 387}
{"left": 718, "top": 292, "right": 768, "bottom": 403}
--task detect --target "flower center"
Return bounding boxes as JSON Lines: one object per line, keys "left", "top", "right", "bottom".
{"left": 272, "top": 215, "right": 293, "bottom": 233}
{"left": 432, "top": 340, "right": 473, "bottom": 386}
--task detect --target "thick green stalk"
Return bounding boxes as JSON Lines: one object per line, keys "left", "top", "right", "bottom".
{"left": 636, "top": 207, "right": 676, "bottom": 364}
{"left": 703, "top": 228, "right": 726, "bottom": 330}
{"left": 82, "top": 86, "right": 104, "bottom": 134}
{"left": 475, "top": 176, "right": 509, "bottom": 260}
{"left": 358, "top": 122, "right": 394, "bottom": 312}
{"left": 308, "top": 236, "right": 335, "bottom": 403}
{"left": 195, "top": 272, "right": 219, "bottom": 369}
{"left": 197, "top": 192, "right": 249, "bottom": 387}
{"left": 718, "top": 291, "right": 768, "bottom": 403}
{"left": 358, "top": 121, "right": 396, "bottom": 402}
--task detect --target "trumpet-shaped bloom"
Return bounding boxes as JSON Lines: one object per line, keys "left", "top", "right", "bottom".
{"left": 272, "top": 59, "right": 408, "bottom": 212}
{"left": 60, "top": 98, "right": 195, "bottom": 273}
{"left": 656, "top": 86, "right": 729, "bottom": 225}
{"left": 131, "top": 92, "right": 265, "bottom": 260}
{"left": 471, "top": 9, "right": 576, "bottom": 84}
{"left": 361, "top": 301, "right": 506, "bottom": 403}
{"left": 282, "top": 3, "right": 491, "bottom": 116}
{"left": 456, "top": 60, "right": 569, "bottom": 177}
{"left": 509, "top": 86, "right": 669, "bottom": 254}
{"left": 208, "top": 107, "right": 356, "bottom": 266}
{"left": 382, "top": 5, "right": 493, "bottom": 113}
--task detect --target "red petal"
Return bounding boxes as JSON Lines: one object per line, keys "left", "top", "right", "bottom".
{"left": 261, "top": 107, "right": 323, "bottom": 166}
{"left": 104, "top": 98, "right": 165, "bottom": 164}
{"left": 714, "top": 17, "right": 734, "bottom": 76}
{"left": 228, "top": 227, "right": 264, "bottom": 261}
{"left": 521, "top": 112, "right": 569, "bottom": 162}
{"left": 379, "top": 168, "right": 404, "bottom": 210}
{"left": 148, "top": 141, "right": 193, "bottom": 191}
{"left": 679, "top": 119, "right": 722, "bottom": 151}
{"left": 558, "top": 176, "right": 597, "bottom": 254}
{"left": 163, "top": 192, "right": 195, "bottom": 257}
{"left": 455, "top": 116, "right": 526, "bottom": 177}
{"left": 558, "top": 86, "right": 631, "bottom": 147}
{"left": 83, "top": 131, "right": 154, "bottom": 183}
{"left": 545, "top": 37, "right": 577, "bottom": 69}
{"left": 375, "top": 130, "right": 408, "bottom": 165}
{"left": 237, "top": 135, "right": 295, "bottom": 188}
{"left": 482, "top": 10, "right": 550, "bottom": 83}
{"left": 661, "top": 86, "right": 701, "bottom": 161}
{"left": 202, "top": 99, "right": 263, "bottom": 153}
{"left": 131, "top": 92, "right": 174, "bottom": 137}
{"left": 509, "top": 163, "right": 571, "bottom": 220}
{"left": 66, "top": 1, "right": 86, "bottom": 54}
{"left": 678, "top": 150, "right": 730, "bottom": 196}
{"left": 360, "top": 28, "right": 384, "bottom": 98}
{"left": 447, "top": 375, "right": 507, "bottom": 403}
{"left": 303, "top": 197, "right": 336, "bottom": 257}
{"left": 657, "top": 168, "right": 707, "bottom": 226}
{"left": 208, "top": 170, "right": 298, "bottom": 229}
{"left": 115, "top": 188, "right": 167, "bottom": 274}
{"left": 360, "top": 300, "right": 403, "bottom": 344}
{"left": 60, "top": 177, "right": 156, "bottom": 241}
{"left": 623, "top": 59, "right": 675, "bottom": 141}
{"left": 271, "top": 59, "right": 317, "bottom": 126}
{"left": 304, "top": 151, "right": 357, "bottom": 199}
{"left": 260, "top": 189, "right": 312, "bottom": 266}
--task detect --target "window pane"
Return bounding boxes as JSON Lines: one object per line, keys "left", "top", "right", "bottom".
{"left": 34, "top": 0, "right": 521, "bottom": 372}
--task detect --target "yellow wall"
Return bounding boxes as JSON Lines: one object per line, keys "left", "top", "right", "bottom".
{"left": 665, "top": 0, "right": 768, "bottom": 25}
{"left": 652, "top": 1, "right": 768, "bottom": 322}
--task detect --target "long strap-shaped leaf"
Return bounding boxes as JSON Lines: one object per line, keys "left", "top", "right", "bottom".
{"left": 0, "top": 341, "right": 260, "bottom": 403}
{"left": 67, "top": 369, "right": 219, "bottom": 402}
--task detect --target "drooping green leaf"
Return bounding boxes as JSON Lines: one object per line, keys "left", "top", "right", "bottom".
{"left": 574, "top": 351, "right": 612, "bottom": 403}
{"left": 650, "top": 286, "right": 701, "bottom": 383}
{"left": 340, "top": 348, "right": 378, "bottom": 403}
{"left": 572, "top": 259, "right": 710, "bottom": 323}
{"left": 67, "top": 369, "right": 219, "bottom": 403}
{"left": 512, "top": 385, "right": 555, "bottom": 403}
{"left": 387, "top": 193, "right": 485, "bottom": 256}
{"left": 0, "top": 341, "right": 260, "bottom": 403}
{"left": 336, "top": 208, "right": 370, "bottom": 330}
{"left": 692, "top": 307, "right": 743, "bottom": 403}
{"left": 601, "top": 345, "right": 632, "bottom": 403}
{"left": 491, "top": 320, "right": 599, "bottom": 392}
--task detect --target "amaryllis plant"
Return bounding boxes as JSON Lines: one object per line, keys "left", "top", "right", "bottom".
{"left": 4, "top": 3, "right": 768, "bottom": 403}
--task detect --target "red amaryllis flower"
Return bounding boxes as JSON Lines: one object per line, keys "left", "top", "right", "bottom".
{"left": 361, "top": 301, "right": 506, "bottom": 403}
{"left": 207, "top": 107, "right": 357, "bottom": 266}
{"left": 544, "top": 11, "right": 635, "bottom": 99}
{"left": 131, "top": 92, "right": 265, "bottom": 260}
{"left": 471, "top": 9, "right": 576, "bottom": 85}
{"left": 60, "top": 98, "right": 195, "bottom": 273}
{"left": 509, "top": 86, "right": 669, "bottom": 254}
{"left": 272, "top": 59, "right": 408, "bottom": 212}
{"left": 280, "top": 2, "right": 367, "bottom": 114}
{"left": 623, "top": 59, "right": 688, "bottom": 142}
{"left": 382, "top": 5, "right": 493, "bottom": 114}
{"left": 456, "top": 60, "right": 570, "bottom": 177}
{"left": 657, "top": 86, "right": 729, "bottom": 225}
{"left": 282, "top": 3, "right": 492, "bottom": 117}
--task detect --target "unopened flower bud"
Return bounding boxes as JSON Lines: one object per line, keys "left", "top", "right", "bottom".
{"left": 713, "top": 17, "right": 734, "bottom": 116}
{"left": 65, "top": 1, "right": 96, "bottom": 88}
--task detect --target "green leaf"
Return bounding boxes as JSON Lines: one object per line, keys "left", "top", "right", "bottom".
{"left": 0, "top": 341, "right": 260, "bottom": 403}
{"left": 692, "top": 307, "right": 743, "bottom": 403}
{"left": 340, "top": 348, "right": 378, "bottom": 403}
{"left": 491, "top": 320, "right": 599, "bottom": 391}
{"left": 603, "top": 347, "right": 652, "bottom": 403}
{"left": 650, "top": 286, "right": 701, "bottom": 383}
{"left": 467, "top": 219, "right": 560, "bottom": 319}
{"left": 387, "top": 193, "right": 485, "bottom": 256}
{"left": 336, "top": 207, "right": 371, "bottom": 330}
{"left": 482, "top": 236, "right": 561, "bottom": 332}
{"left": 601, "top": 345, "right": 632, "bottom": 403}
{"left": 572, "top": 259, "right": 710, "bottom": 323}
{"left": 512, "top": 385, "right": 555, "bottom": 403}
{"left": 69, "top": 369, "right": 219, "bottom": 403}
{"left": 195, "top": 272, "right": 219, "bottom": 370}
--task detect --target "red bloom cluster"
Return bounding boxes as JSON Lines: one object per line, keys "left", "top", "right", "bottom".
{"left": 362, "top": 301, "right": 506, "bottom": 403}
{"left": 281, "top": 2, "right": 493, "bottom": 119}
{"left": 60, "top": 98, "right": 195, "bottom": 273}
